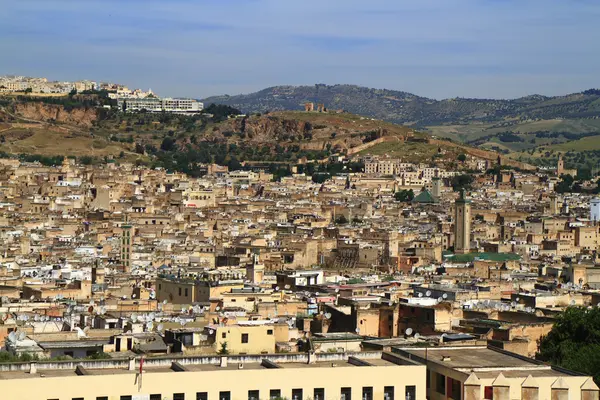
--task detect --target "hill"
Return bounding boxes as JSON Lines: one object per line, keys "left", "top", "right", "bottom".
{"left": 0, "top": 95, "right": 527, "bottom": 174}
{"left": 202, "top": 85, "right": 600, "bottom": 126}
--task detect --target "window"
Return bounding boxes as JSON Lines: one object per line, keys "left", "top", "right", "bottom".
{"left": 363, "top": 387, "right": 373, "bottom": 400}
{"left": 449, "top": 378, "right": 461, "bottom": 400}
{"left": 341, "top": 387, "right": 352, "bottom": 400}
{"left": 179, "top": 287, "right": 182, "bottom": 296}
{"left": 174, "top": 394, "right": 185, "bottom": 400}
{"left": 384, "top": 387, "right": 395, "bottom": 400}
{"left": 219, "top": 392, "right": 231, "bottom": 400}
{"left": 249, "top": 390, "right": 260, "bottom": 400}
{"left": 484, "top": 386, "right": 493, "bottom": 400}
{"left": 267, "top": 329, "right": 273, "bottom": 335}
{"left": 435, "top": 373, "right": 446, "bottom": 395}
{"left": 222, "top": 332, "right": 227, "bottom": 339}
{"left": 314, "top": 388, "right": 325, "bottom": 400}
{"left": 427, "top": 370, "right": 431, "bottom": 388}
{"left": 121, "top": 397, "right": 133, "bottom": 400}
{"left": 185, "top": 288, "right": 189, "bottom": 297}
{"left": 405, "top": 386, "right": 416, "bottom": 400}
{"left": 197, "top": 393, "right": 208, "bottom": 400}
{"left": 270, "top": 390, "right": 281, "bottom": 400}
{"left": 96, "top": 397, "right": 108, "bottom": 400}
{"left": 150, "top": 396, "right": 162, "bottom": 400}
{"left": 292, "top": 389, "right": 303, "bottom": 400}
{"left": 241, "top": 333, "right": 249, "bottom": 343}
{"left": 72, "top": 398, "right": 84, "bottom": 400}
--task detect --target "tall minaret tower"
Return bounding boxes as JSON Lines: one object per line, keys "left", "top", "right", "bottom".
{"left": 557, "top": 154, "right": 565, "bottom": 176}
{"left": 454, "top": 190, "right": 471, "bottom": 254}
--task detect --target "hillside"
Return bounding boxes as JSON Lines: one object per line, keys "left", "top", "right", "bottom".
{"left": 0, "top": 95, "right": 526, "bottom": 174}
{"left": 202, "top": 85, "right": 600, "bottom": 126}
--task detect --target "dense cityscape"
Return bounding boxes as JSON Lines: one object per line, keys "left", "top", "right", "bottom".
{"left": 0, "top": 73, "right": 599, "bottom": 399}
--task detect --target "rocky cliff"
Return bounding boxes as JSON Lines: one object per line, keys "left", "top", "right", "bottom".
{"left": 13, "top": 103, "right": 97, "bottom": 128}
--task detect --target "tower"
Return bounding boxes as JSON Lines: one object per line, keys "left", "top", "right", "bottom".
{"left": 549, "top": 194, "right": 559, "bottom": 215}
{"left": 432, "top": 177, "right": 442, "bottom": 200}
{"left": 454, "top": 190, "right": 471, "bottom": 254}
{"left": 120, "top": 214, "right": 133, "bottom": 273}
{"left": 557, "top": 154, "right": 564, "bottom": 176}
{"left": 591, "top": 198, "right": 600, "bottom": 223}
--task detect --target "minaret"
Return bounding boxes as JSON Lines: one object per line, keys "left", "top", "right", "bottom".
{"left": 549, "top": 194, "right": 559, "bottom": 215}
{"left": 454, "top": 190, "right": 471, "bottom": 254}
{"left": 557, "top": 154, "right": 564, "bottom": 176}
{"left": 120, "top": 214, "right": 133, "bottom": 273}
{"left": 432, "top": 177, "right": 442, "bottom": 200}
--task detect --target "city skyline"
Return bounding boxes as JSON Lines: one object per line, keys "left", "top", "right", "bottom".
{"left": 1, "top": 0, "right": 600, "bottom": 100}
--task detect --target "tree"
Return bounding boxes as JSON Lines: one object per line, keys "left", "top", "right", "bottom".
{"left": 160, "top": 137, "right": 176, "bottom": 152}
{"left": 394, "top": 189, "right": 414, "bottom": 202}
{"left": 451, "top": 174, "right": 474, "bottom": 192}
{"left": 537, "top": 307, "right": 600, "bottom": 384}
{"left": 217, "top": 342, "right": 229, "bottom": 355}
{"left": 334, "top": 215, "right": 348, "bottom": 225}
{"left": 457, "top": 153, "right": 467, "bottom": 162}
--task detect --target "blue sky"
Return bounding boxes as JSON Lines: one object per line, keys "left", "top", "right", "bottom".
{"left": 1, "top": 0, "right": 599, "bottom": 99}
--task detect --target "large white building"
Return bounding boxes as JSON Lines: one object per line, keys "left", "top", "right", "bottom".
{"left": 118, "top": 97, "right": 204, "bottom": 114}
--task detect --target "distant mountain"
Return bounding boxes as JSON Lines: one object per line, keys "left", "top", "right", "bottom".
{"left": 202, "top": 84, "right": 600, "bottom": 126}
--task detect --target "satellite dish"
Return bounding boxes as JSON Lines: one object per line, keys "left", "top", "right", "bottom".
{"left": 355, "top": 328, "right": 360, "bottom": 334}
{"left": 216, "top": 306, "right": 221, "bottom": 311}
{"left": 157, "top": 323, "right": 164, "bottom": 332}
{"left": 437, "top": 297, "right": 443, "bottom": 302}
{"left": 414, "top": 333, "right": 421, "bottom": 339}
{"left": 284, "top": 285, "right": 291, "bottom": 290}
{"left": 405, "top": 328, "right": 413, "bottom": 336}
{"left": 335, "top": 288, "right": 340, "bottom": 293}
{"left": 30, "top": 295, "right": 35, "bottom": 301}
{"left": 442, "top": 294, "right": 448, "bottom": 299}
{"left": 325, "top": 313, "right": 332, "bottom": 319}
{"left": 208, "top": 329, "right": 214, "bottom": 335}
{"left": 131, "top": 313, "right": 138, "bottom": 323}
{"left": 18, "top": 331, "right": 26, "bottom": 341}
{"left": 34, "top": 314, "right": 40, "bottom": 322}
{"left": 275, "top": 286, "right": 280, "bottom": 291}
{"left": 426, "top": 291, "right": 432, "bottom": 297}
{"left": 132, "top": 294, "right": 136, "bottom": 299}
{"left": 90, "top": 300, "right": 95, "bottom": 306}
{"left": 163, "top": 300, "right": 168, "bottom": 305}
{"left": 8, "top": 332, "right": 16, "bottom": 342}
{"left": 570, "top": 300, "right": 576, "bottom": 306}
{"left": 418, "top": 293, "right": 423, "bottom": 298}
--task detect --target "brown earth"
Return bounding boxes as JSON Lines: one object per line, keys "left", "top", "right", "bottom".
{"left": 13, "top": 103, "right": 97, "bottom": 128}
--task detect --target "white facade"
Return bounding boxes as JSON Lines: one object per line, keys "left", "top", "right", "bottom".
{"left": 591, "top": 198, "right": 600, "bottom": 222}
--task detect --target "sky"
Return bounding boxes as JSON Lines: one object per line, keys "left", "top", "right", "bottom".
{"left": 1, "top": 0, "right": 599, "bottom": 100}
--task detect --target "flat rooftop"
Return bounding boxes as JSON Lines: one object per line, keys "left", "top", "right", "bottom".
{"left": 396, "top": 346, "right": 578, "bottom": 377}
{"left": 0, "top": 351, "right": 417, "bottom": 380}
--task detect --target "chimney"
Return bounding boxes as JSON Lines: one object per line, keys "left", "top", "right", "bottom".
{"left": 521, "top": 375, "right": 539, "bottom": 400}
{"left": 581, "top": 377, "right": 600, "bottom": 400}
{"left": 551, "top": 377, "right": 569, "bottom": 400}
{"left": 463, "top": 373, "right": 481, "bottom": 400}
{"left": 29, "top": 362, "right": 37, "bottom": 374}
{"left": 492, "top": 373, "right": 510, "bottom": 400}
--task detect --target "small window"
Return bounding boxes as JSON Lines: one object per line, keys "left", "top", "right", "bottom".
{"left": 249, "top": 390, "right": 260, "bottom": 400}
{"left": 174, "top": 394, "right": 185, "bottom": 400}
{"left": 292, "top": 389, "right": 303, "bottom": 400}
{"left": 384, "top": 387, "right": 395, "bottom": 400}
{"left": 363, "top": 387, "right": 373, "bottom": 400}
{"left": 159, "top": 284, "right": 162, "bottom": 290}
{"left": 222, "top": 332, "right": 227, "bottom": 339}
{"left": 185, "top": 288, "right": 189, "bottom": 297}
{"left": 219, "top": 392, "right": 231, "bottom": 400}
{"left": 341, "top": 387, "right": 352, "bottom": 400}
{"left": 121, "top": 397, "right": 133, "bottom": 400}
{"left": 179, "top": 288, "right": 182, "bottom": 296}
{"left": 97, "top": 397, "right": 109, "bottom": 400}
{"left": 314, "top": 388, "right": 325, "bottom": 400}
{"left": 267, "top": 329, "right": 273, "bottom": 335}
{"left": 241, "top": 333, "right": 249, "bottom": 343}
{"left": 270, "top": 390, "right": 281, "bottom": 400}
{"left": 72, "top": 398, "right": 84, "bottom": 400}
{"left": 405, "top": 386, "right": 416, "bottom": 400}
{"left": 150, "top": 396, "right": 162, "bottom": 400}
{"left": 197, "top": 393, "right": 208, "bottom": 400}
{"left": 436, "top": 373, "right": 446, "bottom": 395}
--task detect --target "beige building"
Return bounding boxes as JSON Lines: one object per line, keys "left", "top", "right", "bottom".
{"left": 0, "top": 352, "right": 426, "bottom": 400}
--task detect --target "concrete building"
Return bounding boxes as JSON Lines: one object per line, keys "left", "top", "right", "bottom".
{"left": 0, "top": 352, "right": 426, "bottom": 400}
